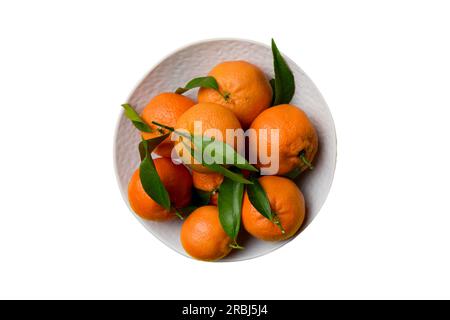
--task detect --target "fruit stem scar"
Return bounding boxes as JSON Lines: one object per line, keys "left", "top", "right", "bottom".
{"left": 272, "top": 214, "right": 286, "bottom": 234}
{"left": 220, "top": 91, "right": 231, "bottom": 101}
{"left": 299, "top": 151, "right": 314, "bottom": 170}
{"left": 229, "top": 242, "right": 245, "bottom": 250}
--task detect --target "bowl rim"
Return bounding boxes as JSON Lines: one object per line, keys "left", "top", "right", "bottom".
{"left": 113, "top": 37, "right": 338, "bottom": 262}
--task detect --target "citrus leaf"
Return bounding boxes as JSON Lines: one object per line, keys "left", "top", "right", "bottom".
{"left": 182, "top": 141, "right": 254, "bottom": 184}
{"left": 269, "top": 78, "right": 276, "bottom": 106}
{"left": 246, "top": 177, "right": 273, "bottom": 221}
{"left": 176, "top": 76, "right": 220, "bottom": 95}
{"left": 204, "top": 162, "right": 253, "bottom": 184}
{"left": 140, "top": 157, "right": 171, "bottom": 210}
{"left": 284, "top": 166, "right": 302, "bottom": 180}
{"left": 218, "top": 174, "right": 245, "bottom": 240}
{"left": 163, "top": 123, "right": 257, "bottom": 173}
{"left": 138, "top": 133, "right": 170, "bottom": 161}
{"left": 139, "top": 137, "right": 171, "bottom": 210}
{"left": 138, "top": 141, "right": 146, "bottom": 161}
{"left": 271, "top": 39, "right": 295, "bottom": 105}
{"left": 195, "top": 136, "right": 258, "bottom": 172}
{"left": 122, "top": 104, "right": 153, "bottom": 133}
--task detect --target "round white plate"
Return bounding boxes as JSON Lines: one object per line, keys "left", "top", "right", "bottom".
{"left": 114, "top": 38, "right": 337, "bottom": 262}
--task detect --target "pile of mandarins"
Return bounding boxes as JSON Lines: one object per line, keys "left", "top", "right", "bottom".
{"left": 125, "top": 41, "right": 318, "bottom": 261}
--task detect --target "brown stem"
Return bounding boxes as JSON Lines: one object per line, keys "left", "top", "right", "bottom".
{"left": 152, "top": 121, "right": 191, "bottom": 139}
{"left": 151, "top": 121, "right": 174, "bottom": 132}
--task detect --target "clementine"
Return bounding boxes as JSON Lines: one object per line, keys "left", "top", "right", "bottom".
{"left": 128, "top": 157, "right": 192, "bottom": 221}
{"left": 141, "top": 92, "right": 195, "bottom": 157}
{"left": 198, "top": 61, "right": 272, "bottom": 128}
{"left": 242, "top": 176, "right": 305, "bottom": 241}
{"left": 180, "top": 205, "right": 232, "bottom": 261}
{"left": 249, "top": 104, "right": 318, "bottom": 175}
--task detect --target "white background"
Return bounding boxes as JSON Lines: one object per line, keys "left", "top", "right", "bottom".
{"left": 1, "top": 0, "right": 449, "bottom": 300}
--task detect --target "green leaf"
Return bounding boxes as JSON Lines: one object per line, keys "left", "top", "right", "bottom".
{"left": 175, "top": 76, "right": 220, "bottom": 95}
{"left": 204, "top": 162, "right": 253, "bottom": 184}
{"left": 269, "top": 78, "right": 276, "bottom": 105}
{"left": 195, "top": 136, "right": 258, "bottom": 172}
{"left": 218, "top": 174, "right": 245, "bottom": 240}
{"left": 246, "top": 177, "right": 273, "bottom": 221}
{"left": 122, "top": 104, "right": 153, "bottom": 133}
{"left": 139, "top": 137, "right": 171, "bottom": 210}
{"left": 271, "top": 39, "right": 295, "bottom": 105}
{"left": 138, "top": 140, "right": 146, "bottom": 161}
{"left": 284, "top": 166, "right": 302, "bottom": 180}
{"left": 140, "top": 157, "right": 171, "bottom": 210}
{"left": 181, "top": 141, "right": 254, "bottom": 184}
{"left": 138, "top": 133, "right": 170, "bottom": 161}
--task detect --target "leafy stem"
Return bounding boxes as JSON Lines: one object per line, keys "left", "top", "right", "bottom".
{"left": 151, "top": 121, "right": 192, "bottom": 139}
{"left": 151, "top": 121, "right": 174, "bottom": 132}
{"left": 176, "top": 76, "right": 221, "bottom": 95}
{"left": 152, "top": 121, "right": 256, "bottom": 183}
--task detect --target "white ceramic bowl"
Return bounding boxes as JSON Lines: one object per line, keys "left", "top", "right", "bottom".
{"left": 114, "top": 38, "right": 337, "bottom": 262}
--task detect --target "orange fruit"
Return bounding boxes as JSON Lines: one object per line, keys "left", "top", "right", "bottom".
{"left": 141, "top": 92, "right": 195, "bottom": 157}
{"left": 180, "top": 205, "right": 232, "bottom": 261}
{"left": 175, "top": 102, "right": 242, "bottom": 173}
{"left": 198, "top": 61, "right": 272, "bottom": 128}
{"left": 192, "top": 171, "right": 224, "bottom": 192}
{"left": 249, "top": 104, "right": 318, "bottom": 175}
{"left": 192, "top": 171, "right": 223, "bottom": 206}
{"left": 128, "top": 158, "right": 192, "bottom": 221}
{"left": 242, "top": 176, "right": 305, "bottom": 241}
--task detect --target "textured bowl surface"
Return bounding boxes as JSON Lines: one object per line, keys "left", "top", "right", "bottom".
{"left": 114, "top": 39, "right": 337, "bottom": 261}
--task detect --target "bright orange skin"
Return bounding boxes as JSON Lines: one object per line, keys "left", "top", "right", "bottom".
{"left": 198, "top": 61, "right": 272, "bottom": 128}
{"left": 250, "top": 104, "right": 318, "bottom": 175}
{"left": 175, "top": 102, "right": 242, "bottom": 173}
{"left": 181, "top": 206, "right": 232, "bottom": 261}
{"left": 128, "top": 158, "right": 192, "bottom": 221}
{"left": 192, "top": 171, "right": 223, "bottom": 206}
{"left": 242, "top": 176, "right": 305, "bottom": 241}
{"left": 192, "top": 171, "right": 224, "bottom": 192}
{"left": 141, "top": 93, "right": 195, "bottom": 157}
